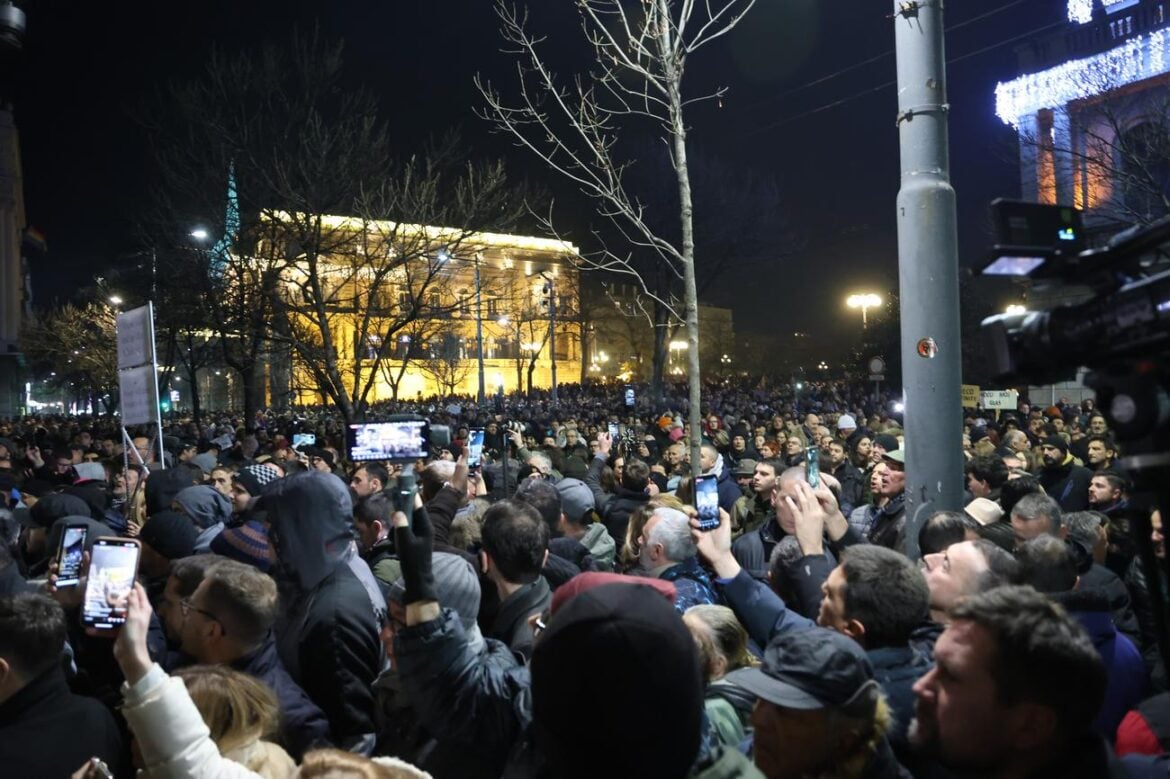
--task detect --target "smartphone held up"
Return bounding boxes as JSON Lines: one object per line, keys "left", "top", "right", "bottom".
{"left": 81, "top": 537, "right": 141, "bottom": 633}
{"left": 695, "top": 474, "right": 720, "bottom": 532}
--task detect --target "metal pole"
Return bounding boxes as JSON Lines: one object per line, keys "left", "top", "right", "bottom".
{"left": 547, "top": 273, "right": 558, "bottom": 405}
{"left": 475, "top": 255, "right": 486, "bottom": 405}
{"left": 894, "top": 0, "right": 962, "bottom": 560}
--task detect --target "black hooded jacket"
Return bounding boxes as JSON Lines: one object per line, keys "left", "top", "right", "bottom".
{"left": 265, "top": 471, "right": 385, "bottom": 755}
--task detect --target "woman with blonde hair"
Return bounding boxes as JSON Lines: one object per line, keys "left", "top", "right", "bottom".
{"left": 298, "top": 749, "right": 432, "bottom": 779}
{"left": 173, "top": 666, "right": 295, "bottom": 778}
{"left": 683, "top": 605, "right": 759, "bottom": 748}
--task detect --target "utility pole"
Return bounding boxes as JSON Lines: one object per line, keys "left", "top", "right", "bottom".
{"left": 893, "top": 0, "right": 963, "bottom": 560}
{"left": 475, "top": 253, "right": 486, "bottom": 405}
{"left": 540, "top": 271, "right": 558, "bottom": 406}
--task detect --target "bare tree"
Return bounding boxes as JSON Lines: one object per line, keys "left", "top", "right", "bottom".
{"left": 144, "top": 32, "right": 528, "bottom": 424}
{"left": 477, "top": 0, "right": 758, "bottom": 465}
{"left": 22, "top": 302, "right": 119, "bottom": 413}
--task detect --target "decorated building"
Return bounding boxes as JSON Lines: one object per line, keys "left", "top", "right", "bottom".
{"left": 267, "top": 213, "right": 585, "bottom": 404}
{"left": 996, "top": 0, "right": 1170, "bottom": 229}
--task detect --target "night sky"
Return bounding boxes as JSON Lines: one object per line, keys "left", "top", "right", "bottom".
{"left": 14, "top": 0, "right": 1060, "bottom": 353}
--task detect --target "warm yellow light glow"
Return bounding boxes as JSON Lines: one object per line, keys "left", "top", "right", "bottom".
{"left": 669, "top": 340, "right": 688, "bottom": 350}
{"left": 846, "top": 293, "right": 882, "bottom": 309}
{"left": 1005, "top": 304, "right": 1026, "bottom": 315}
{"left": 269, "top": 211, "right": 579, "bottom": 256}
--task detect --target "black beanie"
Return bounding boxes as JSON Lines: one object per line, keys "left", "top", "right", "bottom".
{"left": 139, "top": 510, "right": 199, "bottom": 560}
{"left": 531, "top": 583, "right": 702, "bottom": 779}
{"left": 1044, "top": 435, "right": 1069, "bottom": 456}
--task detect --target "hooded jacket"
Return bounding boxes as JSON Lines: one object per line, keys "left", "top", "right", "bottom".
{"left": 174, "top": 485, "right": 232, "bottom": 553}
{"left": 1051, "top": 588, "right": 1147, "bottom": 739}
{"left": 265, "top": 471, "right": 385, "bottom": 754}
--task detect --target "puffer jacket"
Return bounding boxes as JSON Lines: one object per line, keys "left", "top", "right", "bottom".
{"left": 265, "top": 471, "right": 385, "bottom": 754}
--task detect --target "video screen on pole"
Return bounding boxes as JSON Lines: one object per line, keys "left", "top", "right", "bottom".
{"left": 347, "top": 421, "right": 430, "bottom": 462}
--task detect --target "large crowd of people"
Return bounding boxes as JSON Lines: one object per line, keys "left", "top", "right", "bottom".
{"left": 1, "top": 378, "right": 1169, "bottom": 778}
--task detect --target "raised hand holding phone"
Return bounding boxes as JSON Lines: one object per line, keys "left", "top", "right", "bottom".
{"left": 111, "top": 583, "right": 154, "bottom": 685}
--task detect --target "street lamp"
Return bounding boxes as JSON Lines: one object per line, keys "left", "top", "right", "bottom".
{"left": 1004, "top": 304, "right": 1026, "bottom": 315}
{"left": 190, "top": 228, "right": 209, "bottom": 241}
{"left": 846, "top": 293, "right": 882, "bottom": 329}
{"left": 108, "top": 295, "right": 123, "bottom": 306}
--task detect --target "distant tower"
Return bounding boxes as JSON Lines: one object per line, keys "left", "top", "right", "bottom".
{"left": 209, "top": 161, "right": 238, "bottom": 280}
{"left": 0, "top": 2, "right": 27, "bottom": 416}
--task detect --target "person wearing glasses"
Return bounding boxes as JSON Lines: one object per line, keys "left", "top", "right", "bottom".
{"left": 167, "top": 558, "right": 331, "bottom": 760}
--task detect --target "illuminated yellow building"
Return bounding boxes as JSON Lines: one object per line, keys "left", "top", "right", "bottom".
{"left": 266, "top": 213, "right": 585, "bottom": 403}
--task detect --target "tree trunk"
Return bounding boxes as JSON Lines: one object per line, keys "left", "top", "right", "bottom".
{"left": 188, "top": 367, "right": 202, "bottom": 426}
{"left": 650, "top": 300, "right": 669, "bottom": 407}
{"left": 658, "top": 0, "right": 703, "bottom": 469}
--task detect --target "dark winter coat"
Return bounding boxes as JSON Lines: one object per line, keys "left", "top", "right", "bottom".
{"left": 1051, "top": 588, "right": 1147, "bottom": 739}
{"left": 0, "top": 665, "right": 126, "bottom": 779}
{"left": 585, "top": 454, "right": 650, "bottom": 546}
{"left": 266, "top": 471, "right": 385, "bottom": 754}
{"left": 232, "top": 634, "right": 333, "bottom": 760}
{"left": 488, "top": 576, "right": 551, "bottom": 660}
{"left": 1039, "top": 458, "right": 1093, "bottom": 512}
{"left": 731, "top": 517, "right": 787, "bottom": 582}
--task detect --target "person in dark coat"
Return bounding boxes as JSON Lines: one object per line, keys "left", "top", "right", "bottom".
{"left": 167, "top": 557, "right": 331, "bottom": 760}
{"left": 911, "top": 586, "right": 1146, "bottom": 779}
{"left": 0, "top": 594, "right": 126, "bottom": 778}
{"left": 391, "top": 491, "right": 753, "bottom": 779}
{"left": 264, "top": 470, "right": 385, "bottom": 755}
{"left": 729, "top": 628, "right": 912, "bottom": 779}
{"left": 585, "top": 433, "right": 650, "bottom": 546}
{"left": 1016, "top": 536, "right": 1147, "bottom": 739}
{"left": 1038, "top": 436, "right": 1093, "bottom": 512}
{"left": 478, "top": 500, "right": 551, "bottom": 660}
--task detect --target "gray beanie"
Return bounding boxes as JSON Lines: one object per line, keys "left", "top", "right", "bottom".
{"left": 389, "top": 552, "right": 481, "bottom": 632}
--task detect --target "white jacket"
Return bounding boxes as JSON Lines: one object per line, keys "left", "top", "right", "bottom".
{"left": 121, "top": 664, "right": 433, "bottom": 779}
{"left": 122, "top": 665, "right": 265, "bottom": 779}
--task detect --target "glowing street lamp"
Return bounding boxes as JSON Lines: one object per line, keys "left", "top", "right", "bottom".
{"left": 846, "top": 293, "right": 882, "bottom": 329}
{"left": 190, "top": 228, "right": 209, "bottom": 241}
{"left": 1004, "top": 304, "right": 1026, "bottom": 315}
{"left": 108, "top": 295, "right": 123, "bottom": 306}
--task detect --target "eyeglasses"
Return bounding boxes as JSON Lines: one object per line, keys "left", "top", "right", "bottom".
{"left": 180, "top": 598, "right": 224, "bottom": 632}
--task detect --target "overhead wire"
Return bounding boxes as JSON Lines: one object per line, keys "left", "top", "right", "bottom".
{"left": 744, "top": 0, "right": 1034, "bottom": 109}
{"left": 739, "top": 13, "right": 1068, "bottom": 136}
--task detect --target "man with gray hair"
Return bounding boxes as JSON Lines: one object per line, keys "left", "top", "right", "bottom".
{"left": 1011, "top": 491, "right": 1140, "bottom": 644}
{"left": 1009, "top": 492, "right": 1064, "bottom": 549}
{"left": 639, "top": 506, "right": 718, "bottom": 612}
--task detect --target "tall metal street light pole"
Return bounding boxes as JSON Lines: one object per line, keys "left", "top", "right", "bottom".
{"left": 846, "top": 293, "right": 882, "bottom": 330}
{"left": 893, "top": 0, "right": 964, "bottom": 560}
{"left": 539, "top": 270, "right": 558, "bottom": 406}
{"left": 475, "top": 252, "right": 486, "bottom": 406}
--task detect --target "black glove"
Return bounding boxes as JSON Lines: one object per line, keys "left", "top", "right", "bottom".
{"left": 395, "top": 504, "right": 437, "bottom": 605}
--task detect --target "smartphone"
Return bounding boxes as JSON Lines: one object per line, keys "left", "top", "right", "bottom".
{"left": 624, "top": 386, "right": 636, "bottom": 407}
{"left": 696, "top": 474, "right": 720, "bottom": 532}
{"left": 81, "top": 538, "right": 141, "bottom": 632}
{"left": 347, "top": 420, "right": 430, "bottom": 462}
{"left": 293, "top": 433, "right": 316, "bottom": 448}
{"left": 608, "top": 423, "right": 619, "bottom": 441}
{"left": 395, "top": 467, "right": 417, "bottom": 525}
{"left": 805, "top": 446, "right": 820, "bottom": 489}
{"left": 468, "top": 428, "right": 485, "bottom": 468}
{"left": 55, "top": 524, "right": 89, "bottom": 588}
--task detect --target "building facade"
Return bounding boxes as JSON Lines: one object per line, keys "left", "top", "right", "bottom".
{"left": 268, "top": 214, "right": 584, "bottom": 404}
{"left": 997, "top": 0, "right": 1170, "bottom": 229}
